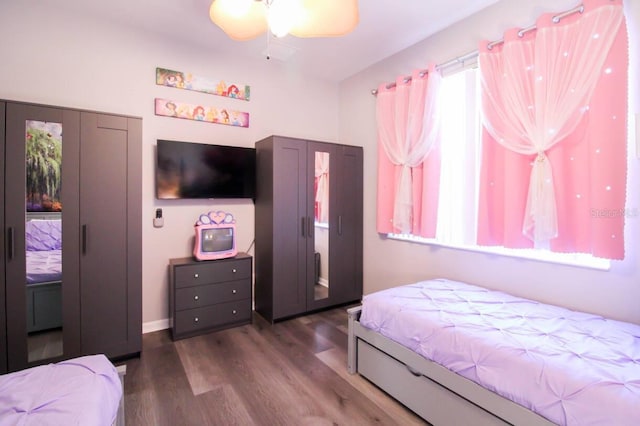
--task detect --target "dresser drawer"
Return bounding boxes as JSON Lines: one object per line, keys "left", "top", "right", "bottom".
{"left": 175, "top": 280, "right": 251, "bottom": 311}
{"left": 174, "top": 258, "right": 251, "bottom": 288}
{"left": 174, "top": 299, "right": 251, "bottom": 337}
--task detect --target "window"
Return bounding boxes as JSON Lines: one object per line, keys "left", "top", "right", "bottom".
{"left": 389, "top": 66, "right": 611, "bottom": 270}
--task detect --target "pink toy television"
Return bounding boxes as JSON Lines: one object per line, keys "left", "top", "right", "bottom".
{"left": 193, "top": 211, "right": 238, "bottom": 261}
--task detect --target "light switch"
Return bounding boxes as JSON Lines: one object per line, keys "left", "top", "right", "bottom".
{"left": 153, "top": 208, "right": 164, "bottom": 228}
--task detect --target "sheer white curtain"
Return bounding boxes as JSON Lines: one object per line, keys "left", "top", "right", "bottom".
{"left": 479, "top": 3, "right": 624, "bottom": 244}
{"left": 376, "top": 64, "right": 442, "bottom": 233}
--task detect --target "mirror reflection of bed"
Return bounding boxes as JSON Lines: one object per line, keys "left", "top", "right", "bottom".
{"left": 26, "top": 212, "right": 63, "bottom": 362}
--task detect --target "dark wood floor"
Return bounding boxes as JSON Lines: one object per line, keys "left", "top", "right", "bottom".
{"left": 121, "top": 306, "right": 427, "bottom": 425}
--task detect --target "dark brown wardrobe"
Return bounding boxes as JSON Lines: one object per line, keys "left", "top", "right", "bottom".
{"left": 254, "top": 135, "right": 363, "bottom": 322}
{"left": 0, "top": 100, "right": 142, "bottom": 374}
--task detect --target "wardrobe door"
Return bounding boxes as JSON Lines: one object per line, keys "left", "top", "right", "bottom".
{"left": 79, "top": 112, "right": 141, "bottom": 358}
{"left": 270, "top": 137, "right": 308, "bottom": 319}
{"left": 5, "top": 103, "right": 81, "bottom": 373}
{"left": 254, "top": 137, "right": 275, "bottom": 321}
{"left": 0, "top": 101, "right": 6, "bottom": 374}
{"left": 332, "top": 145, "right": 363, "bottom": 303}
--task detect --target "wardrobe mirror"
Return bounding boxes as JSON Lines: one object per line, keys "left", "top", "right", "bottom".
{"left": 25, "top": 120, "right": 64, "bottom": 362}
{"left": 314, "top": 151, "right": 330, "bottom": 300}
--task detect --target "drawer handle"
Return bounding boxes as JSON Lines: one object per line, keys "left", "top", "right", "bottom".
{"left": 194, "top": 317, "right": 199, "bottom": 323}
{"left": 232, "top": 289, "right": 237, "bottom": 294}
{"left": 406, "top": 365, "right": 421, "bottom": 377}
{"left": 194, "top": 295, "right": 199, "bottom": 301}
{"left": 232, "top": 268, "right": 237, "bottom": 273}
{"left": 232, "top": 310, "right": 237, "bottom": 315}
{"left": 194, "top": 273, "right": 199, "bottom": 279}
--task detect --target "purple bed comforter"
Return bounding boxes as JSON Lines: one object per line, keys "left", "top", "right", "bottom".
{"left": 0, "top": 355, "right": 121, "bottom": 426}
{"left": 359, "top": 278, "right": 640, "bottom": 425}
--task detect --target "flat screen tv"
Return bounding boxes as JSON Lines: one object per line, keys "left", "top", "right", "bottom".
{"left": 156, "top": 139, "right": 256, "bottom": 200}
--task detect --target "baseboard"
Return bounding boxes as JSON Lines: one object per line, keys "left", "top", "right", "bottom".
{"left": 143, "top": 318, "right": 169, "bottom": 334}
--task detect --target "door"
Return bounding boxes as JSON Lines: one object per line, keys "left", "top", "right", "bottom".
{"left": 5, "top": 102, "right": 81, "bottom": 372}
{"left": 79, "top": 112, "right": 141, "bottom": 357}
{"left": 271, "top": 136, "right": 308, "bottom": 319}
{"left": 332, "top": 145, "right": 363, "bottom": 303}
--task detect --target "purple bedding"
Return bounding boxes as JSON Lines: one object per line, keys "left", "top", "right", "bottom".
{"left": 26, "top": 220, "right": 62, "bottom": 285}
{"left": 359, "top": 278, "right": 640, "bottom": 426}
{"left": 0, "top": 354, "right": 121, "bottom": 426}
{"left": 26, "top": 220, "right": 62, "bottom": 251}
{"left": 26, "top": 250, "right": 62, "bottom": 285}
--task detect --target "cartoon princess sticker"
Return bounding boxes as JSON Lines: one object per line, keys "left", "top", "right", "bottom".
{"left": 176, "top": 104, "right": 192, "bottom": 119}
{"left": 227, "top": 85, "right": 239, "bottom": 98}
{"left": 165, "top": 101, "right": 177, "bottom": 116}
{"left": 206, "top": 107, "right": 219, "bottom": 122}
{"left": 231, "top": 111, "right": 242, "bottom": 126}
{"left": 216, "top": 80, "right": 227, "bottom": 96}
{"left": 220, "top": 109, "right": 230, "bottom": 124}
{"left": 193, "top": 106, "right": 205, "bottom": 121}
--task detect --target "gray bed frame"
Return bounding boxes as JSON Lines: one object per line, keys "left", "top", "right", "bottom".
{"left": 27, "top": 281, "right": 62, "bottom": 333}
{"left": 347, "top": 306, "right": 555, "bottom": 426}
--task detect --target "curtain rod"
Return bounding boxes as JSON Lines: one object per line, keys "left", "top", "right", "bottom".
{"left": 370, "top": 3, "right": 586, "bottom": 95}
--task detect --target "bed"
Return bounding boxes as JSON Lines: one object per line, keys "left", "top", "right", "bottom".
{"left": 25, "top": 218, "right": 63, "bottom": 333}
{"left": 0, "top": 354, "right": 126, "bottom": 426}
{"left": 347, "top": 278, "right": 640, "bottom": 425}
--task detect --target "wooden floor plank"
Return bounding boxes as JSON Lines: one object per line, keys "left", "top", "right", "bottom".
{"left": 175, "top": 332, "right": 230, "bottom": 395}
{"left": 124, "top": 306, "right": 425, "bottom": 425}
{"left": 196, "top": 384, "right": 256, "bottom": 425}
{"left": 316, "top": 347, "right": 427, "bottom": 425}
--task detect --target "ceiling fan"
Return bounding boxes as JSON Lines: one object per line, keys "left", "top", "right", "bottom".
{"left": 209, "top": 0, "right": 359, "bottom": 41}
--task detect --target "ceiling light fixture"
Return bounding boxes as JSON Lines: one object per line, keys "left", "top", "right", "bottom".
{"left": 209, "top": 0, "right": 359, "bottom": 41}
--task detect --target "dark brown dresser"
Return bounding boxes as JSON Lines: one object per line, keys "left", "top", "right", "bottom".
{"left": 168, "top": 253, "right": 252, "bottom": 341}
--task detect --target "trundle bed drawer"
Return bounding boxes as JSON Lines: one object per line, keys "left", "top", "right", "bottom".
{"left": 357, "top": 339, "right": 506, "bottom": 426}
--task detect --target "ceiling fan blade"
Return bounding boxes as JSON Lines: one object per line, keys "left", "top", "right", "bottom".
{"left": 290, "top": 0, "right": 359, "bottom": 38}
{"left": 209, "top": 0, "right": 268, "bottom": 41}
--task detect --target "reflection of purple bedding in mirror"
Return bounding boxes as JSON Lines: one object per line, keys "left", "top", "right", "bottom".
{"left": 26, "top": 220, "right": 62, "bottom": 251}
{"left": 26, "top": 250, "right": 62, "bottom": 284}
{"left": 26, "top": 220, "right": 62, "bottom": 284}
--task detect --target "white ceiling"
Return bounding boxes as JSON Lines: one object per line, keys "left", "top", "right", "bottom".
{"left": 52, "top": 0, "right": 501, "bottom": 82}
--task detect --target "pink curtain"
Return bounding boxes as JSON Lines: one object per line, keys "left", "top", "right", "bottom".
{"left": 376, "top": 64, "right": 442, "bottom": 236}
{"left": 314, "top": 151, "right": 329, "bottom": 223}
{"left": 478, "top": 0, "right": 628, "bottom": 259}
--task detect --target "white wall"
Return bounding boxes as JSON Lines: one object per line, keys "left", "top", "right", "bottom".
{"left": 340, "top": 0, "right": 640, "bottom": 325}
{"left": 0, "top": 2, "right": 340, "bottom": 327}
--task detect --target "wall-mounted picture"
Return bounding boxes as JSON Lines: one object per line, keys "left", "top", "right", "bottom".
{"left": 154, "top": 98, "right": 250, "bottom": 128}
{"left": 156, "top": 67, "right": 250, "bottom": 101}
{"left": 26, "top": 120, "right": 63, "bottom": 212}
